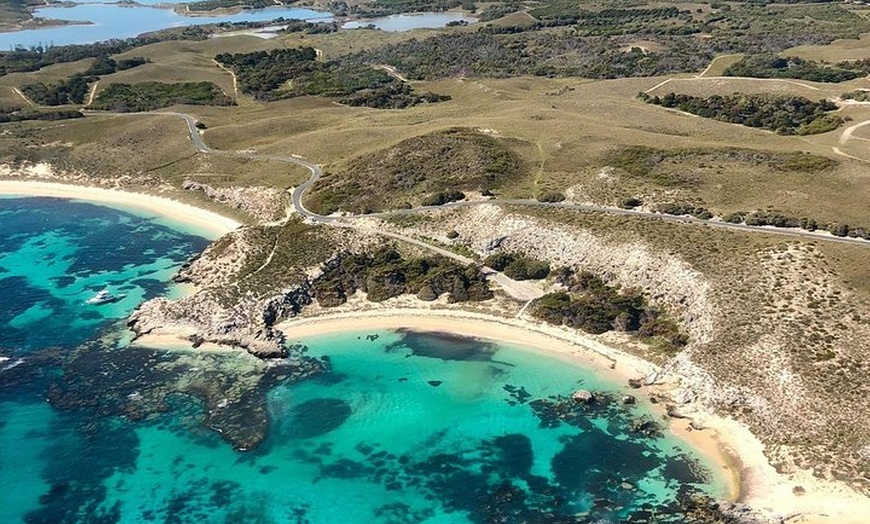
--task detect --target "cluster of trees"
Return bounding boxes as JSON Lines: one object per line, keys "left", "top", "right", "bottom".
{"left": 347, "top": 0, "right": 469, "bottom": 18}
{"left": 311, "top": 247, "right": 492, "bottom": 305}
{"left": 340, "top": 84, "right": 451, "bottom": 109}
{"left": 0, "top": 107, "right": 84, "bottom": 123}
{"left": 528, "top": 5, "right": 696, "bottom": 36}
{"left": 83, "top": 55, "right": 148, "bottom": 76}
{"left": 214, "top": 47, "right": 448, "bottom": 107}
{"left": 722, "top": 54, "right": 864, "bottom": 83}
{"left": 186, "top": 0, "right": 289, "bottom": 12}
{"left": 533, "top": 269, "right": 687, "bottom": 349}
{"left": 20, "top": 55, "right": 148, "bottom": 106}
{"left": 335, "top": 1, "right": 870, "bottom": 81}
{"left": 841, "top": 90, "right": 870, "bottom": 102}
{"left": 638, "top": 92, "right": 843, "bottom": 135}
{"left": 483, "top": 252, "right": 550, "bottom": 280}
{"left": 656, "top": 202, "right": 713, "bottom": 220}
{"left": 420, "top": 190, "right": 466, "bottom": 206}
{"left": 21, "top": 76, "right": 91, "bottom": 106}
{"left": 348, "top": 31, "right": 711, "bottom": 81}
{"left": 721, "top": 210, "right": 869, "bottom": 239}
{"left": 90, "top": 82, "right": 235, "bottom": 112}
{"left": 0, "top": 38, "right": 157, "bottom": 76}
{"left": 277, "top": 20, "right": 339, "bottom": 34}
{"left": 215, "top": 47, "right": 320, "bottom": 97}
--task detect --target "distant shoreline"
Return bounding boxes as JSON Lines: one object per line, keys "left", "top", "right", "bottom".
{"left": 0, "top": 179, "right": 241, "bottom": 239}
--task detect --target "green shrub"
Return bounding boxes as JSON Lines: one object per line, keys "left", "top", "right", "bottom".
{"left": 537, "top": 191, "right": 565, "bottom": 203}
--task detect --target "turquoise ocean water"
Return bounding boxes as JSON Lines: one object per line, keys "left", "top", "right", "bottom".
{"left": 0, "top": 197, "right": 727, "bottom": 523}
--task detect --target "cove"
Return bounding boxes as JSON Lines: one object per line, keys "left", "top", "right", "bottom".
{"left": 0, "top": 196, "right": 729, "bottom": 523}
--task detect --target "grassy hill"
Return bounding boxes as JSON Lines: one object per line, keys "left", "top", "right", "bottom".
{"left": 306, "top": 127, "right": 530, "bottom": 214}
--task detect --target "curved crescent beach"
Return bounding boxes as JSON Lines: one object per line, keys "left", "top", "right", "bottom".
{"left": 278, "top": 312, "right": 870, "bottom": 524}
{"left": 3, "top": 178, "right": 869, "bottom": 524}
{"left": 0, "top": 180, "right": 242, "bottom": 238}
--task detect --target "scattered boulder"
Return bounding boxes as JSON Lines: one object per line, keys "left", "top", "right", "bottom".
{"left": 622, "top": 394, "right": 636, "bottom": 405}
{"left": 572, "top": 389, "right": 595, "bottom": 403}
{"left": 666, "top": 404, "right": 692, "bottom": 419}
{"left": 629, "top": 417, "right": 662, "bottom": 438}
{"left": 628, "top": 378, "right": 643, "bottom": 389}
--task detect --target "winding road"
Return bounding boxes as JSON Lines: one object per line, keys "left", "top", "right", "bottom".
{"left": 161, "top": 111, "right": 870, "bottom": 250}
{"left": 80, "top": 109, "right": 870, "bottom": 299}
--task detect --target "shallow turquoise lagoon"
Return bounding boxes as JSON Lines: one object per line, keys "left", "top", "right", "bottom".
{"left": 0, "top": 197, "right": 727, "bottom": 523}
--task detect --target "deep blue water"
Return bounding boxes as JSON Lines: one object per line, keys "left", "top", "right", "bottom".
{"left": 0, "top": 197, "right": 728, "bottom": 524}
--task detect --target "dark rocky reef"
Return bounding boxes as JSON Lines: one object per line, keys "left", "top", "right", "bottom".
{"left": 46, "top": 341, "right": 326, "bottom": 450}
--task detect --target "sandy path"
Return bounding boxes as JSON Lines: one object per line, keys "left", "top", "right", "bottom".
{"left": 12, "top": 86, "right": 36, "bottom": 107}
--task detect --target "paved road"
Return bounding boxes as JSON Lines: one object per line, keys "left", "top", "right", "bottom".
{"left": 88, "top": 109, "right": 870, "bottom": 278}
{"left": 149, "top": 111, "right": 870, "bottom": 250}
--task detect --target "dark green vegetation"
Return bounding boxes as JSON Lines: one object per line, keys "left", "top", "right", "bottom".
{"left": 344, "top": 1, "right": 870, "bottom": 80}
{"left": 533, "top": 269, "right": 687, "bottom": 352}
{"left": 841, "top": 90, "right": 870, "bottom": 102}
{"left": 483, "top": 252, "right": 550, "bottom": 280}
{"left": 723, "top": 209, "right": 870, "bottom": 240}
{"left": 638, "top": 92, "right": 844, "bottom": 135}
{"left": 347, "top": 0, "right": 467, "bottom": 18}
{"left": 605, "top": 146, "right": 837, "bottom": 180}
{"left": 214, "top": 47, "right": 449, "bottom": 107}
{"left": 21, "top": 76, "right": 91, "bottom": 106}
{"left": 0, "top": 107, "right": 84, "bottom": 123}
{"left": 277, "top": 20, "right": 339, "bottom": 34}
{"left": 90, "top": 82, "right": 235, "bottom": 112}
{"left": 527, "top": 4, "right": 694, "bottom": 36}
{"left": 0, "top": 39, "right": 157, "bottom": 76}
{"left": 340, "top": 83, "right": 451, "bottom": 109}
{"left": 722, "top": 54, "right": 865, "bottom": 83}
{"left": 20, "top": 55, "right": 148, "bottom": 106}
{"left": 186, "top": 0, "right": 291, "bottom": 12}
{"left": 311, "top": 246, "right": 492, "bottom": 305}
{"left": 307, "top": 128, "right": 527, "bottom": 214}
{"left": 420, "top": 190, "right": 466, "bottom": 206}
{"left": 536, "top": 191, "right": 565, "bottom": 203}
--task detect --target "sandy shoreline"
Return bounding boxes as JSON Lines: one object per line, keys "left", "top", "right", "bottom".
{"left": 275, "top": 308, "right": 870, "bottom": 523}
{"left": 0, "top": 180, "right": 242, "bottom": 238}
{"left": 135, "top": 306, "right": 870, "bottom": 522}
{"left": 278, "top": 310, "right": 741, "bottom": 491}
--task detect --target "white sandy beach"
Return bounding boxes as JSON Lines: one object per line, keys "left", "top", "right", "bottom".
{"left": 0, "top": 180, "right": 241, "bottom": 238}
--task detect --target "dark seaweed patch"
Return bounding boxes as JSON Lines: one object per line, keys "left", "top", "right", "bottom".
{"left": 551, "top": 430, "right": 659, "bottom": 491}
{"left": 285, "top": 398, "right": 352, "bottom": 439}
{"left": 386, "top": 330, "right": 500, "bottom": 362}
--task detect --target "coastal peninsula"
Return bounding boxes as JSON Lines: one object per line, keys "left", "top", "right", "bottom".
{"left": 1, "top": 1, "right": 870, "bottom": 522}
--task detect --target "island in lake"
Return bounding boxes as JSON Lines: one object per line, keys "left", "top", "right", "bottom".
{"left": 0, "top": 1, "right": 869, "bottom": 523}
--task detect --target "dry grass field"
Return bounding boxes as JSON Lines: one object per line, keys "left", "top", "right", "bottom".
{"left": 157, "top": 73, "right": 868, "bottom": 226}
{"left": 785, "top": 32, "right": 870, "bottom": 62}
